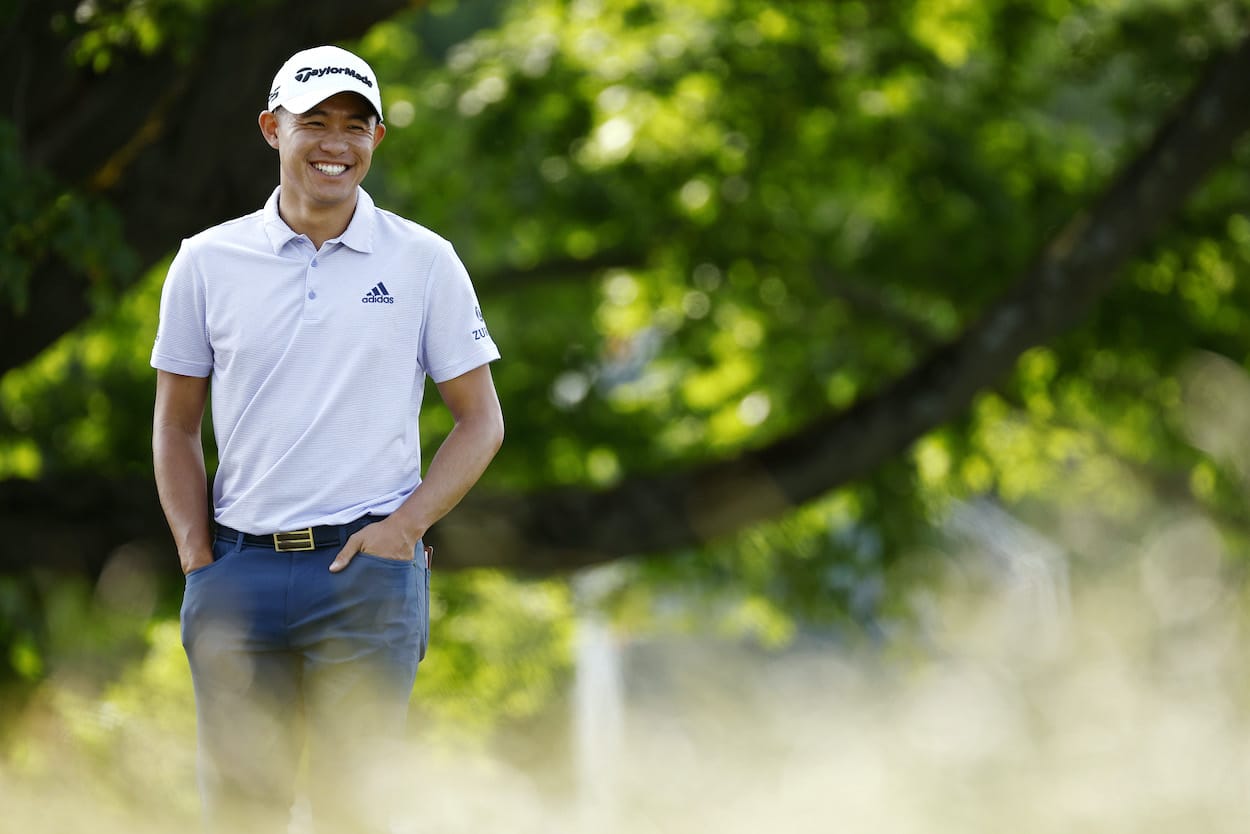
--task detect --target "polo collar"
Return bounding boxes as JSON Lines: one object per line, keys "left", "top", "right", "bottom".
{"left": 262, "top": 186, "right": 377, "bottom": 254}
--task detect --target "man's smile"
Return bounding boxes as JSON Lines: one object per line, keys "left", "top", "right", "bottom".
{"left": 312, "top": 162, "right": 348, "bottom": 176}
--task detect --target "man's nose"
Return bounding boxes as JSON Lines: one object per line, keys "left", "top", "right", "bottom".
{"left": 318, "top": 130, "right": 351, "bottom": 151}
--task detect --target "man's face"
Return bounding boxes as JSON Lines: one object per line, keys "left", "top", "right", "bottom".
{"left": 260, "top": 91, "right": 385, "bottom": 212}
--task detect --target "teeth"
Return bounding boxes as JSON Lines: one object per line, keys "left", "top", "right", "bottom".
{"left": 313, "top": 163, "right": 347, "bottom": 175}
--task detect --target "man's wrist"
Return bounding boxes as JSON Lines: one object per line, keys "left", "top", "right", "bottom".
{"left": 384, "top": 507, "right": 430, "bottom": 544}
{"left": 179, "top": 546, "right": 214, "bottom": 573}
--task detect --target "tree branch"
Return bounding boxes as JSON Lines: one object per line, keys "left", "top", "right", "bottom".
{"left": 3, "top": 33, "right": 1249, "bottom": 580}
{"left": 433, "top": 32, "right": 1250, "bottom": 571}
{"left": 473, "top": 248, "right": 643, "bottom": 294}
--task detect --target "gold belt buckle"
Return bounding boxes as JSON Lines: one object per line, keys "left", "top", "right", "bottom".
{"left": 273, "top": 528, "right": 315, "bottom": 552}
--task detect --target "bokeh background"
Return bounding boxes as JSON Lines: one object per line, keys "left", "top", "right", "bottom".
{"left": 4, "top": 1, "right": 1250, "bottom": 831}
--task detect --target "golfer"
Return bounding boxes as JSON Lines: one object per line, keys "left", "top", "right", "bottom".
{"left": 151, "top": 44, "right": 503, "bottom": 833}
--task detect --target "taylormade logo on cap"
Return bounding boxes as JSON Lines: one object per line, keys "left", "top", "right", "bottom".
{"left": 294, "top": 66, "right": 374, "bottom": 87}
{"left": 268, "top": 45, "right": 383, "bottom": 122}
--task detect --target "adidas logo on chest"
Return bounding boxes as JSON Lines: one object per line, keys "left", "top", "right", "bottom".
{"left": 361, "top": 282, "right": 394, "bottom": 304}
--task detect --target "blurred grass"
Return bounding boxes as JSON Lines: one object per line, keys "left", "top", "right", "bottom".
{"left": 4, "top": 509, "right": 1248, "bottom": 833}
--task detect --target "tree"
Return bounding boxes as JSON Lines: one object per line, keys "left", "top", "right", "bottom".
{"left": 2, "top": 1, "right": 1250, "bottom": 680}
{"left": 4, "top": 0, "right": 1249, "bottom": 575}
{"left": 1, "top": 0, "right": 423, "bottom": 375}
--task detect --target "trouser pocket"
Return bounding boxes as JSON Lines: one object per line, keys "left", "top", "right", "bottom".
{"left": 420, "top": 557, "right": 431, "bottom": 662}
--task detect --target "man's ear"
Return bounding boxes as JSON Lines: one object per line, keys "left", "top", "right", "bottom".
{"left": 258, "top": 110, "right": 281, "bottom": 149}
{"left": 372, "top": 122, "right": 386, "bottom": 150}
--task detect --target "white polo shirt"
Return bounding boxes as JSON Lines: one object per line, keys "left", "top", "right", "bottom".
{"left": 151, "top": 186, "right": 500, "bottom": 534}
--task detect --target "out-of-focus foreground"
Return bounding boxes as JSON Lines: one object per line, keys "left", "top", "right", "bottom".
{"left": 4, "top": 488, "right": 1248, "bottom": 833}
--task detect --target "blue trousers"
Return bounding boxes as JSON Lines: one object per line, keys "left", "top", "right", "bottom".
{"left": 181, "top": 527, "right": 429, "bottom": 834}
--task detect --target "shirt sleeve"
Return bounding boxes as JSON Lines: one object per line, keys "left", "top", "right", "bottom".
{"left": 150, "top": 240, "right": 213, "bottom": 377}
{"left": 420, "top": 243, "right": 501, "bottom": 383}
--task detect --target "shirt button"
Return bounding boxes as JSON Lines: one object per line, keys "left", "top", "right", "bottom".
{"left": 308, "top": 290, "right": 317, "bottom": 300}
{"left": 311, "top": 259, "right": 318, "bottom": 268}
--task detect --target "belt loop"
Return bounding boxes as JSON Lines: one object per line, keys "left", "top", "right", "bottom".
{"left": 339, "top": 524, "right": 349, "bottom": 547}
{"left": 233, "top": 529, "right": 244, "bottom": 553}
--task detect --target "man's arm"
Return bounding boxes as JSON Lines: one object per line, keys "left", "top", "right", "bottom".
{"left": 332, "top": 364, "right": 504, "bottom": 570}
{"left": 153, "top": 369, "right": 214, "bottom": 574}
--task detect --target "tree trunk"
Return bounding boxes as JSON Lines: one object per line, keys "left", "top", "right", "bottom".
{"left": 0, "top": 0, "right": 416, "bottom": 374}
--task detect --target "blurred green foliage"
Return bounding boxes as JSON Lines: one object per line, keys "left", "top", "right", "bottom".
{"left": 52, "top": 0, "right": 231, "bottom": 71}
{"left": 0, "top": 121, "right": 137, "bottom": 318}
{"left": 4, "top": 0, "right": 1250, "bottom": 748}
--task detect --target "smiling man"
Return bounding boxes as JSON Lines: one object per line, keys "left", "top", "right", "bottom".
{"left": 150, "top": 45, "right": 503, "bottom": 833}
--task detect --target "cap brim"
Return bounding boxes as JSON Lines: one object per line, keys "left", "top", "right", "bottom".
{"left": 274, "top": 88, "right": 383, "bottom": 122}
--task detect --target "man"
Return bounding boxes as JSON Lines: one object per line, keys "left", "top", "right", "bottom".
{"left": 151, "top": 44, "right": 503, "bottom": 833}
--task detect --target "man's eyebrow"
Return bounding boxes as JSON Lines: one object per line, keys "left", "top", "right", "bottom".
{"left": 299, "top": 108, "right": 373, "bottom": 122}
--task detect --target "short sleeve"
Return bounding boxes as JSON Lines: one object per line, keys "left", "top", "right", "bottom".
{"left": 150, "top": 240, "right": 213, "bottom": 377}
{"left": 420, "top": 243, "right": 501, "bottom": 382}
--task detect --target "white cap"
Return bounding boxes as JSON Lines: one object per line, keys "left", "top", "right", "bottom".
{"left": 267, "top": 45, "right": 383, "bottom": 122}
